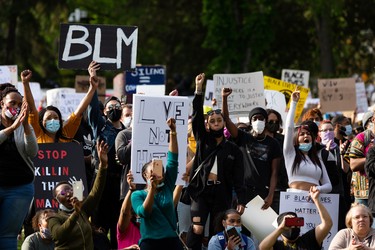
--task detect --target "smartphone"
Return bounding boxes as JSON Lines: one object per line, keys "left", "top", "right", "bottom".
{"left": 285, "top": 217, "right": 304, "bottom": 227}
{"left": 152, "top": 159, "right": 163, "bottom": 179}
{"left": 226, "top": 227, "right": 240, "bottom": 238}
{"left": 73, "top": 180, "right": 84, "bottom": 201}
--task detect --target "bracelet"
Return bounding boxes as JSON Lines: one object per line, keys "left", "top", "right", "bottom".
{"left": 170, "top": 131, "right": 177, "bottom": 136}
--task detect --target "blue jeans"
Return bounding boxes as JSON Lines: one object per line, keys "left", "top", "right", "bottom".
{"left": 0, "top": 183, "right": 34, "bottom": 250}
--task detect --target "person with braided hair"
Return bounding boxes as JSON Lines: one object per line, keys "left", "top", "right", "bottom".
{"left": 0, "top": 83, "right": 38, "bottom": 249}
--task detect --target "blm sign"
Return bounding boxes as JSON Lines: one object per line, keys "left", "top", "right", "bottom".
{"left": 59, "top": 23, "right": 138, "bottom": 70}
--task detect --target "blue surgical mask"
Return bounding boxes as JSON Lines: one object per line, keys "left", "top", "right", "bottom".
{"left": 344, "top": 125, "right": 352, "bottom": 136}
{"left": 299, "top": 142, "right": 312, "bottom": 152}
{"left": 46, "top": 119, "right": 60, "bottom": 133}
{"left": 314, "top": 121, "right": 320, "bottom": 127}
{"left": 226, "top": 225, "right": 242, "bottom": 235}
{"left": 41, "top": 227, "right": 52, "bottom": 240}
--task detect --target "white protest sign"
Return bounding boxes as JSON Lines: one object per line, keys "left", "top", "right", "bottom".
{"left": 46, "top": 88, "right": 84, "bottom": 120}
{"left": 17, "top": 82, "right": 43, "bottom": 109}
{"left": 136, "top": 84, "right": 165, "bottom": 96}
{"left": 131, "top": 94, "right": 189, "bottom": 185}
{"left": 214, "top": 72, "right": 265, "bottom": 116}
{"left": 356, "top": 82, "right": 368, "bottom": 114}
{"left": 241, "top": 196, "right": 278, "bottom": 242}
{"left": 281, "top": 69, "right": 310, "bottom": 88}
{"left": 204, "top": 79, "right": 215, "bottom": 107}
{"left": 264, "top": 90, "right": 287, "bottom": 130}
{"left": 279, "top": 191, "right": 339, "bottom": 250}
{"left": 0, "top": 66, "right": 11, "bottom": 84}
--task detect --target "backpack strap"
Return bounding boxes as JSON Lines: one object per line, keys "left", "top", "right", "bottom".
{"left": 217, "top": 232, "right": 226, "bottom": 249}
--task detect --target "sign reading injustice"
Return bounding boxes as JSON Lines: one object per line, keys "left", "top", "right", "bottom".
{"left": 33, "top": 143, "right": 88, "bottom": 210}
{"left": 59, "top": 24, "right": 138, "bottom": 70}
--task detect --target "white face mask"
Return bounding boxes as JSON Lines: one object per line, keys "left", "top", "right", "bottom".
{"left": 369, "top": 122, "right": 374, "bottom": 131}
{"left": 252, "top": 120, "right": 265, "bottom": 134}
{"left": 122, "top": 117, "right": 132, "bottom": 128}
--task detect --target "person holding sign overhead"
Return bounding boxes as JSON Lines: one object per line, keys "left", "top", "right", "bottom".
{"left": 0, "top": 83, "right": 38, "bottom": 249}
{"left": 47, "top": 140, "right": 108, "bottom": 250}
{"left": 259, "top": 187, "right": 332, "bottom": 250}
{"left": 131, "top": 118, "right": 185, "bottom": 249}
{"left": 283, "top": 89, "right": 332, "bottom": 193}
{"left": 21, "top": 64, "right": 99, "bottom": 143}
{"left": 186, "top": 73, "right": 246, "bottom": 250}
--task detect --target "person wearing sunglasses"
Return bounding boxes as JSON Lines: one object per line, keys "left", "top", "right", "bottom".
{"left": 186, "top": 73, "right": 246, "bottom": 250}
{"left": 48, "top": 141, "right": 108, "bottom": 250}
{"left": 221, "top": 88, "right": 282, "bottom": 212}
{"left": 87, "top": 62, "right": 126, "bottom": 249}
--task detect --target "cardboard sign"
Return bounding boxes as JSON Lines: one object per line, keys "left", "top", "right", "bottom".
{"left": 75, "top": 75, "right": 106, "bottom": 103}
{"left": 33, "top": 143, "right": 88, "bottom": 210}
{"left": 264, "top": 76, "right": 309, "bottom": 123}
{"left": 131, "top": 95, "right": 189, "bottom": 185}
{"left": 46, "top": 88, "right": 85, "bottom": 120}
{"left": 279, "top": 191, "right": 339, "bottom": 250}
{"left": 318, "top": 78, "right": 356, "bottom": 112}
{"left": 281, "top": 69, "right": 310, "bottom": 88}
{"left": 125, "top": 66, "right": 166, "bottom": 94}
{"left": 214, "top": 72, "right": 265, "bottom": 116}
{"left": 356, "top": 82, "right": 368, "bottom": 114}
{"left": 59, "top": 23, "right": 138, "bottom": 70}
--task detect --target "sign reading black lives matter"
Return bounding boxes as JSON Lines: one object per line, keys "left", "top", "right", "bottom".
{"left": 59, "top": 23, "right": 138, "bottom": 70}
{"left": 33, "top": 143, "right": 88, "bottom": 210}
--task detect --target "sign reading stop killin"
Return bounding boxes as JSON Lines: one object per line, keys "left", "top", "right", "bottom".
{"left": 33, "top": 143, "right": 88, "bottom": 210}
{"left": 59, "top": 23, "right": 138, "bottom": 70}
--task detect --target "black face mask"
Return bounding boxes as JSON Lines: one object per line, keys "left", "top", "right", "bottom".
{"left": 267, "top": 122, "right": 280, "bottom": 133}
{"left": 209, "top": 127, "right": 224, "bottom": 138}
{"left": 107, "top": 109, "right": 122, "bottom": 122}
{"left": 282, "top": 228, "right": 300, "bottom": 241}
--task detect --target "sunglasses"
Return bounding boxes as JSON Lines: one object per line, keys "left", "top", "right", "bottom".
{"left": 107, "top": 103, "right": 122, "bottom": 111}
{"left": 59, "top": 188, "right": 73, "bottom": 196}
{"left": 207, "top": 109, "right": 222, "bottom": 116}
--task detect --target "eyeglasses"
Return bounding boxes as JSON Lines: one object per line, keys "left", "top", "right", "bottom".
{"left": 107, "top": 103, "right": 122, "bottom": 111}
{"left": 207, "top": 109, "right": 222, "bottom": 116}
{"left": 319, "top": 128, "right": 334, "bottom": 132}
{"left": 59, "top": 188, "right": 73, "bottom": 196}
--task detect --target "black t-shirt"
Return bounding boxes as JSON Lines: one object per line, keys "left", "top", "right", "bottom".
{"left": 0, "top": 124, "right": 34, "bottom": 186}
{"left": 273, "top": 229, "right": 321, "bottom": 250}
{"left": 236, "top": 129, "right": 282, "bottom": 189}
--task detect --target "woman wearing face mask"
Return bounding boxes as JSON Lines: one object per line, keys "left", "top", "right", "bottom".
{"left": 47, "top": 141, "right": 108, "bottom": 250}
{"left": 222, "top": 88, "right": 282, "bottom": 212}
{"left": 186, "top": 74, "right": 246, "bottom": 250}
{"left": 21, "top": 64, "right": 99, "bottom": 143}
{"left": 284, "top": 90, "right": 332, "bottom": 193}
{"left": 21, "top": 209, "right": 55, "bottom": 250}
{"left": 0, "top": 83, "right": 38, "bottom": 249}
{"left": 208, "top": 209, "right": 257, "bottom": 250}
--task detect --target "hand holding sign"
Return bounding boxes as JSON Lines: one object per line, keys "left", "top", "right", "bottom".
{"left": 88, "top": 61, "right": 100, "bottom": 77}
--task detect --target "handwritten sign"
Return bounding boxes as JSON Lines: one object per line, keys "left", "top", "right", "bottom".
{"left": 281, "top": 69, "right": 310, "bottom": 88}
{"left": 356, "top": 82, "right": 368, "bottom": 114}
{"left": 75, "top": 75, "right": 106, "bottom": 103}
{"left": 125, "top": 66, "right": 166, "bottom": 94}
{"left": 131, "top": 95, "right": 189, "bottom": 185}
{"left": 33, "top": 143, "right": 88, "bottom": 210}
{"left": 318, "top": 78, "right": 356, "bottom": 113}
{"left": 264, "top": 76, "right": 309, "bottom": 123}
{"left": 204, "top": 79, "right": 215, "bottom": 107}
{"left": 46, "top": 88, "right": 85, "bottom": 120}
{"left": 59, "top": 24, "right": 138, "bottom": 70}
{"left": 279, "top": 191, "right": 339, "bottom": 250}
{"left": 214, "top": 72, "right": 265, "bottom": 116}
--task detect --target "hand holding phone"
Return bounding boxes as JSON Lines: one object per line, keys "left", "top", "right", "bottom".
{"left": 226, "top": 227, "right": 240, "bottom": 238}
{"left": 152, "top": 159, "right": 163, "bottom": 180}
{"left": 73, "top": 180, "right": 84, "bottom": 201}
{"left": 284, "top": 217, "right": 304, "bottom": 227}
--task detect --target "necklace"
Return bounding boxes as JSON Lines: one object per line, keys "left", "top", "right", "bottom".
{"left": 255, "top": 135, "right": 266, "bottom": 142}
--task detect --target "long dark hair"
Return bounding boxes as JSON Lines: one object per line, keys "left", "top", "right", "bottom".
{"left": 39, "top": 106, "right": 71, "bottom": 142}
{"left": 292, "top": 125, "right": 322, "bottom": 174}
